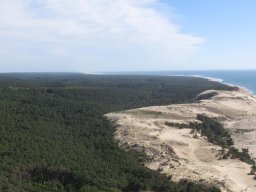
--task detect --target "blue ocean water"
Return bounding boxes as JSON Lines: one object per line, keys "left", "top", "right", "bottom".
{"left": 107, "top": 70, "right": 256, "bottom": 94}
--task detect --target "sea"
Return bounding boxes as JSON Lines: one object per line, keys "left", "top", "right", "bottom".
{"left": 106, "top": 70, "right": 256, "bottom": 94}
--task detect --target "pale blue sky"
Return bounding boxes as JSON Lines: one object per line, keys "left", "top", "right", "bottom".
{"left": 0, "top": 0, "right": 255, "bottom": 72}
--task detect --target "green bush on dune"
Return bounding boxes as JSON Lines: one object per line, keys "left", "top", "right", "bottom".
{"left": 196, "top": 115, "right": 255, "bottom": 166}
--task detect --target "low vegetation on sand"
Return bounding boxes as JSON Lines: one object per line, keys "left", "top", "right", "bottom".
{"left": 196, "top": 115, "right": 255, "bottom": 165}
{"left": 196, "top": 114, "right": 234, "bottom": 147}
{"left": 165, "top": 113, "right": 256, "bottom": 178}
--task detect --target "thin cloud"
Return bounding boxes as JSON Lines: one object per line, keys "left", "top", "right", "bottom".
{"left": 0, "top": 0, "right": 203, "bottom": 72}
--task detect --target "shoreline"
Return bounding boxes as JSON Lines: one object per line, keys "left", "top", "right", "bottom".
{"left": 118, "top": 73, "right": 255, "bottom": 95}
{"left": 169, "top": 74, "right": 255, "bottom": 95}
{"left": 154, "top": 73, "right": 254, "bottom": 100}
{"left": 98, "top": 72, "right": 255, "bottom": 95}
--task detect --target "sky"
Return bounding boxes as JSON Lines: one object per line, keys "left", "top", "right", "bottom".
{"left": 0, "top": 0, "right": 256, "bottom": 72}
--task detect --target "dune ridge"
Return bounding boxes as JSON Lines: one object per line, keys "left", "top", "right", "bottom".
{"left": 106, "top": 88, "right": 256, "bottom": 192}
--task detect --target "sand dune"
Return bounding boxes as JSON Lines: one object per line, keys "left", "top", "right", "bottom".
{"left": 106, "top": 88, "right": 256, "bottom": 192}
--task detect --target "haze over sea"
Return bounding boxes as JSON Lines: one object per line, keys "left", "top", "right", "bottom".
{"left": 106, "top": 70, "right": 256, "bottom": 94}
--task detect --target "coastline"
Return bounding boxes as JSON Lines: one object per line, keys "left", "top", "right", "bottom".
{"left": 191, "top": 75, "right": 224, "bottom": 83}
{"left": 173, "top": 74, "right": 255, "bottom": 95}
{"left": 101, "top": 70, "right": 256, "bottom": 95}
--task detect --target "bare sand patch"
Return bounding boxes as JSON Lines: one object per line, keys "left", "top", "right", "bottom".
{"left": 106, "top": 89, "right": 256, "bottom": 192}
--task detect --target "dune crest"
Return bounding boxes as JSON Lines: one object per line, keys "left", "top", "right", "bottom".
{"left": 106, "top": 88, "right": 256, "bottom": 192}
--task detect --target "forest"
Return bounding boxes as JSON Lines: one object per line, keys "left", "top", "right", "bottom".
{"left": 0, "top": 73, "right": 236, "bottom": 192}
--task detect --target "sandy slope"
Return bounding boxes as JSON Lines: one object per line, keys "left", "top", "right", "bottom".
{"left": 106, "top": 89, "right": 256, "bottom": 192}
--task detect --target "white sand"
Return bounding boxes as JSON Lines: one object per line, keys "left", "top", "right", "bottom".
{"left": 105, "top": 89, "right": 256, "bottom": 192}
